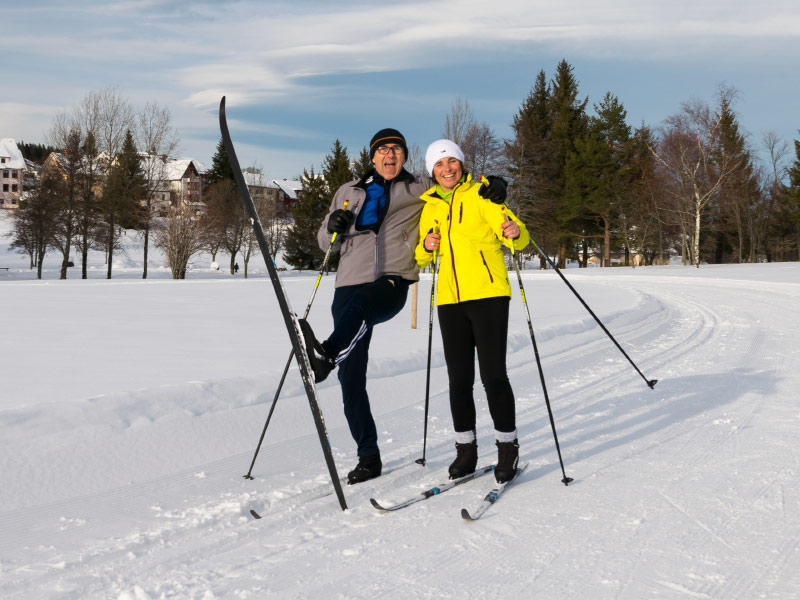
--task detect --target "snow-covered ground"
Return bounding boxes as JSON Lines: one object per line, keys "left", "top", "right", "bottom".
{"left": 2, "top": 211, "right": 799, "bottom": 599}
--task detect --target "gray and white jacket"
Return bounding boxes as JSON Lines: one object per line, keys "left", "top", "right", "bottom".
{"left": 317, "top": 168, "right": 433, "bottom": 288}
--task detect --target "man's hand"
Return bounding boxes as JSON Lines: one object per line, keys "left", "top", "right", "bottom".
{"left": 327, "top": 209, "right": 355, "bottom": 234}
{"left": 478, "top": 176, "right": 508, "bottom": 204}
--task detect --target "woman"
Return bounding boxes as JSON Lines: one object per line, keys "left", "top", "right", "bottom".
{"left": 415, "top": 139, "right": 530, "bottom": 483}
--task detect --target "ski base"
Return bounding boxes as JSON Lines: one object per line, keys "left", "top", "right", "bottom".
{"left": 461, "top": 463, "right": 527, "bottom": 521}
{"left": 370, "top": 465, "right": 495, "bottom": 512}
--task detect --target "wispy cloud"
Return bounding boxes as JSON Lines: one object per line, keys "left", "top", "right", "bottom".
{"left": 7, "top": 0, "right": 797, "bottom": 107}
{"left": 3, "top": 0, "right": 798, "bottom": 174}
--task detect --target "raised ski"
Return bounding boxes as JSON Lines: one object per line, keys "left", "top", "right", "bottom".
{"left": 219, "top": 97, "right": 347, "bottom": 512}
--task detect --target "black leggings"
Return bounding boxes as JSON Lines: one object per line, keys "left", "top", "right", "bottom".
{"left": 437, "top": 296, "right": 515, "bottom": 434}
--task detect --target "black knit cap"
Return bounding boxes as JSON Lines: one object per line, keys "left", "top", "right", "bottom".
{"left": 369, "top": 128, "right": 408, "bottom": 159}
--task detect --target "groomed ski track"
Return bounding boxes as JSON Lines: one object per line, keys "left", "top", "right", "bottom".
{"left": 1, "top": 264, "right": 799, "bottom": 599}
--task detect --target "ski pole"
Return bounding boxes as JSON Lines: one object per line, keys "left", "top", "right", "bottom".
{"left": 502, "top": 208, "right": 572, "bottom": 486}
{"left": 527, "top": 236, "right": 658, "bottom": 389}
{"left": 416, "top": 220, "right": 439, "bottom": 467}
{"left": 244, "top": 201, "right": 350, "bottom": 480}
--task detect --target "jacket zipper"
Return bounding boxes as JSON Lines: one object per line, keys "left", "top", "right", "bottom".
{"left": 446, "top": 184, "right": 462, "bottom": 302}
{"left": 374, "top": 234, "right": 379, "bottom": 280}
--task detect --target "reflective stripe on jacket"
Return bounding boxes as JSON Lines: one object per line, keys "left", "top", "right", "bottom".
{"left": 415, "top": 173, "right": 529, "bottom": 306}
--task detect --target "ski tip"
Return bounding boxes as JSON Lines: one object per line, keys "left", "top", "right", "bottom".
{"left": 249, "top": 509, "right": 262, "bottom": 520}
{"left": 461, "top": 508, "right": 475, "bottom": 521}
{"left": 369, "top": 498, "right": 386, "bottom": 511}
{"left": 219, "top": 97, "right": 227, "bottom": 127}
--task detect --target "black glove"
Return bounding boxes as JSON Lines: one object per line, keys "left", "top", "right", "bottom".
{"left": 327, "top": 209, "right": 354, "bottom": 234}
{"left": 478, "top": 176, "right": 508, "bottom": 204}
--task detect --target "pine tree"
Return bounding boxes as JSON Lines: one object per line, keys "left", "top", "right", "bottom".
{"left": 207, "top": 138, "right": 235, "bottom": 184}
{"left": 283, "top": 167, "right": 328, "bottom": 270}
{"left": 18, "top": 141, "right": 59, "bottom": 164}
{"left": 322, "top": 139, "right": 353, "bottom": 194}
{"left": 549, "top": 59, "right": 589, "bottom": 267}
{"left": 76, "top": 130, "right": 100, "bottom": 279}
{"left": 506, "top": 61, "right": 589, "bottom": 268}
{"left": 10, "top": 169, "right": 62, "bottom": 278}
{"left": 562, "top": 126, "right": 608, "bottom": 265}
{"left": 352, "top": 146, "right": 373, "bottom": 179}
{"left": 507, "top": 70, "right": 553, "bottom": 267}
{"left": 789, "top": 138, "right": 800, "bottom": 216}
{"left": 715, "top": 92, "right": 762, "bottom": 263}
{"left": 318, "top": 140, "right": 354, "bottom": 271}
{"left": 779, "top": 135, "right": 800, "bottom": 259}
{"left": 102, "top": 129, "right": 145, "bottom": 278}
{"left": 563, "top": 92, "right": 631, "bottom": 266}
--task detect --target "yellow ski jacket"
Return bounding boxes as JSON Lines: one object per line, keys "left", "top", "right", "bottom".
{"left": 415, "top": 174, "right": 529, "bottom": 306}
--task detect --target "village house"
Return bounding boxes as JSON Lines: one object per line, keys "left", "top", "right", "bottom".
{"left": 271, "top": 178, "right": 302, "bottom": 218}
{"left": 0, "top": 138, "right": 24, "bottom": 209}
{"left": 143, "top": 156, "right": 208, "bottom": 216}
{"left": 243, "top": 171, "right": 300, "bottom": 219}
{"left": 39, "top": 151, "right": 107, "bottom": 200}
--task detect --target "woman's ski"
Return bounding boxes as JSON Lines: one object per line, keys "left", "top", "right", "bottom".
{"left": 370, "top": 465, "right": 495, "bottom": 512}
{"left": 461, "top": 463, "right": 527, "bottom": 521}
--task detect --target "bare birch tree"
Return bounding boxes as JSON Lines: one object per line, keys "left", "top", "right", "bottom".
{"left": 52, "top": 129, "right": 83, "bottom": 279}
{"left": 442, "top": 97, "right": 504, "bottom": 178}
{"left": 136, "top": 102, "right": 180, "bottom": 279}
{"left": 442, "top": 98, "right": 476, "bottom": 146}
{"left": 651, "top": 98, "right": 740, "bottom": 267}
{"left": 404, "top": 143, "right": 425, "bottom": 178}
{"left": 48, "top": 87, "right": 135, "bottom": 277}
{"left": 154, "top": 205, "right": 205, "bottom": 279}
{"left": 762, "top": 130, "right": 790, "bottom": 187}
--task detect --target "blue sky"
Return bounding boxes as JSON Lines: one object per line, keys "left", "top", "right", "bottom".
{"left": 2, "top": 0, "right": 798, "bottom": 179}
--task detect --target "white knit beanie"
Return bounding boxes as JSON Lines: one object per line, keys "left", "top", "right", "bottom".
{"left": 425, "top": 139, "right": 465, "bottom": 176}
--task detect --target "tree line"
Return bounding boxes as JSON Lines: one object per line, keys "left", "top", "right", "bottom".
{"left": 9, "top": 62, "right": 800, "bottom": 279}
{"left": 508, "top": 61, "right": 799, "bottom": 268}
{"left": 8, "top": 87, "right": 182, "bottom": 279}
{"left": 6, "top": 87, "right": 289, "bottom": 279}
{"left": 285, "top": 60, "right": 800, "bottom": 269}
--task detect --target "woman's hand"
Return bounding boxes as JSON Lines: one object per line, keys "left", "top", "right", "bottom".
{"left": 501, "top": 220, "right": 520, "bottom": 240}
{"left": 424, "top": 232, "right": 441, "bottom": 252}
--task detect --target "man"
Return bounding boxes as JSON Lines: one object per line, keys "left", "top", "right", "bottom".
{"left": 299, "top": 128, "right": 506, "bottom": 484}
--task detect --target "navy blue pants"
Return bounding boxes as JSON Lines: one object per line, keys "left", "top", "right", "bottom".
{"left": 437, "top": 296, "right": 516, "bottom": 434}
{"left": 328, "top": 275, "right": 411, "bottom": 458}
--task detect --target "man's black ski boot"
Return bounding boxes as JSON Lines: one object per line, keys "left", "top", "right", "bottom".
{"left": 448, "top": 441, "right": 478, "bottom": 479}
{"left": 347, "top": 454, "right": 382, "bottom": 485}
{"left": 495, "top": 439, "right": 519, "bottom": 483}
{"left": 298, "top": 319, "right": 336, "bottom": 383}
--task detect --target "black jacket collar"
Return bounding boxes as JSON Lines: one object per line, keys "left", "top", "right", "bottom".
{"left": 356, "top": 167, "right": 414, "bottom": 190}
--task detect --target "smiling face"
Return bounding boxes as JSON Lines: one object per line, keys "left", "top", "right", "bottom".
{"left": 432, "top": 157, "right": 463, "bottom": 193}
{"left": 372, "top": 144, "right": 406, "bottom": 180}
